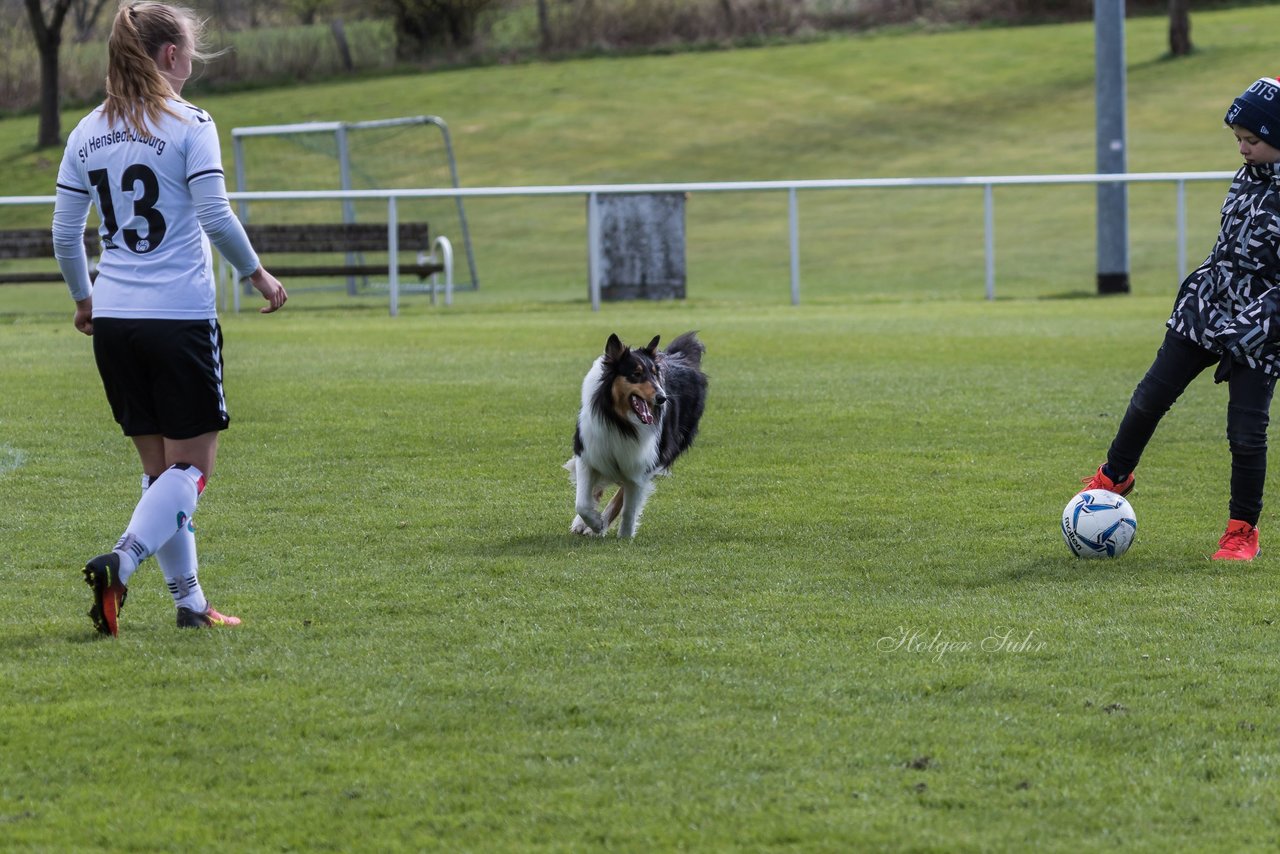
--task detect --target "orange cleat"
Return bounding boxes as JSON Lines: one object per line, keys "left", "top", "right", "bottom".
{"left": 177, "top": 605, "right": 242, "bottom": 628}
{"left": 83, "top": 553, "right": 128, "bottom": 637}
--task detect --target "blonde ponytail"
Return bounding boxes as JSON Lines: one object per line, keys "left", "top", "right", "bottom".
{"left": 102, "top": 2, "right": 215, "bottom": 133}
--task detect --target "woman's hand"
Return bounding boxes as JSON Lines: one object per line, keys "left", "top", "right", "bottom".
{"left": 249, "top": 268, "right": 287, "bottom": 314}
{"left": 73, "top": 297, "right": 93, "bottom": 335}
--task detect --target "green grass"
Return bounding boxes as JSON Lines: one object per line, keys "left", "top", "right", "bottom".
{"left": 4, "top": 289, "right": 1279, "bottom": 850}
{"left": 5, "top": 6, "right": 1280, "bottom": 850}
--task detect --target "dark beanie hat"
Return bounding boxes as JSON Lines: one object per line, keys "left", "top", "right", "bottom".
{"left": 1225, "top": 77, "right": 1280, "bottom": 147}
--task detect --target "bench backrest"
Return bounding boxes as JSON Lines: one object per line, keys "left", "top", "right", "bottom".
{"left": 0, "top": 228, "right": 98, "bottom": 259}
{"left": 0, "top": 224, "right": 428, "bottom": 259}
{"left": 244, "top": 223, "right": 431, "bottom": 254}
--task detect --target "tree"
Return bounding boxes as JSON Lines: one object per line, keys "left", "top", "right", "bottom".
{"left": 24, "top": 0, "right": 74, "bottom": 149}
{"left": 287, "top": 0, "right": 332, "bottom": 26}
{"left": 377, "top": 0, "right": 500, "bottom": 57}
{"left": 536, "top": 0, "right": 550, "bottom": 51}
{"left": 70, "top": 0, "right": 113, "bottom": 43}
{"left": 1168, "top": 0, "right": 1191, "bottom": 57}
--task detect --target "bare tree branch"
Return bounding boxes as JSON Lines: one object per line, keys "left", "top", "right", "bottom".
{"left": 71, "top": 0, "right": 113, "bottom": 43}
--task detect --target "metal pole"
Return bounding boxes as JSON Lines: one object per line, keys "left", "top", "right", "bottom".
{"left": 788, "top": 187, "right": 800, "bottom": 305}
{"left": 388, "top": 197, "right": 400, "bottom": 317}
{"left": 337, "top": 124, "right": 354, "bottom": 225}
{"left": 336, "top": 124, "right": 361, "bottom": 295}
{"left": 232, "top": 135, "right": 251, "bottom": 303}
{"left": 984, "top": 183, "right": 995, "bottom": 300}
{"left": 588, "top": 192, "right": 602, "bottom": 312}
{"left": 425, "top": 116, "right": 480, "bottom": 290}
{"left": 233, "top": 135, "right": 248, "bottom": 223}
{"left": 1095, "top": 0, "right": 1130, "bottom": 294}
{"left": 216, "top": 255, "right": 226, "bottom": 313}
{"left": 1176, "top": 179, "right": 1187, "bottom": 286}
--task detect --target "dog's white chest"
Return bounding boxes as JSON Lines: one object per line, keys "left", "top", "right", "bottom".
{"left": 577, "top": 414, "right": 659, "bottom": 481}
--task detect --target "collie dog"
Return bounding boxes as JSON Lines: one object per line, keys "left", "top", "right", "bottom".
{"left": 568, "top": 331, "right": 708, "bottom": 538}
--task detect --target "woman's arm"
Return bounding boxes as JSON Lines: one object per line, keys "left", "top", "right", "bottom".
{"left": 52, "top": 186, "right": 96, "bottom": 334}
{"left": 190, "top": 172, "right": 287, "bottom": 313}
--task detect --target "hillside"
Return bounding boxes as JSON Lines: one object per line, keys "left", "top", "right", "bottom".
{"left": 3, "top": 5, "right": 1279, "bottom": 302}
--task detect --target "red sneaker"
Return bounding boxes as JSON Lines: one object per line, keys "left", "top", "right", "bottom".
{"left": 1080, "top": 464, "right": 1135, "bottom": 497}
{"left": 1212, "top": 520, "right": 1260, "bottom": 561}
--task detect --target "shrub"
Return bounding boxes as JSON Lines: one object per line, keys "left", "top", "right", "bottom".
{"left": 0, "top": 18, "right": 397, "bottom": 113}
{"left": 375, "top": 0, "right": 503, "bottom": 56}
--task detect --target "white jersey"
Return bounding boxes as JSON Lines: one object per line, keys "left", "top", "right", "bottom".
{"left": 56, "top": 100, "right": 225, "bottom": 320}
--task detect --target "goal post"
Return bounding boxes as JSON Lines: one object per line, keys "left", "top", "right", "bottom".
{"left": 229, "top": 115, "right": 479, "bottom": 294}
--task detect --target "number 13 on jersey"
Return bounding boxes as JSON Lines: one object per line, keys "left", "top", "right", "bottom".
{"left": 88, "top": 164, "right": 167, "bottom": 253}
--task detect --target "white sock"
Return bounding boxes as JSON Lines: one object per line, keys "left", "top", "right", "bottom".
{"left": 143, "top": 474, "right": 209, "bottom": 613}
{"left": 114, "top": 464, "right": 204, "bottom": 586}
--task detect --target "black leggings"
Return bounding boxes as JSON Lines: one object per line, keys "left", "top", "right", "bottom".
{"left": 1107, "top": 330, "right": 1276, "bottom": 525}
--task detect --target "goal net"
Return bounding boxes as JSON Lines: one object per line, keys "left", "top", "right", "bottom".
{"left": 229, "top": 116, "right": 478, "bottom": 299}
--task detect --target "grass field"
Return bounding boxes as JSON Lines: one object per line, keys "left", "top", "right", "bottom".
{"left": 5, "top": 286, "right": 1279, "bottom": 850}
{"left": 5, "top": 6, "right": 1280, "bottom": 851}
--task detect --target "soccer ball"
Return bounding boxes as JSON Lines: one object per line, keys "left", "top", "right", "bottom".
{"left": 1062, "top": 490, "right": 1137, "bottom": 558}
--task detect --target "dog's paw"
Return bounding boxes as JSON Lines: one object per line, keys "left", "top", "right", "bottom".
{"left": 570, "top": 513, "right": 605, "bottom": 536}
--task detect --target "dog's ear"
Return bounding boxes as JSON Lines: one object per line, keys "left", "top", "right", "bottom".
{"left": 605, "top": 333, "right": 625, "bottom": 361}
{"left": 644, "top": 335, "right": 661, "bottom": 357}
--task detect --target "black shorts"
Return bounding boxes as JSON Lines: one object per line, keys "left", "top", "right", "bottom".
{"left": 92, "top": 318, "right": 230, "bottom": 439}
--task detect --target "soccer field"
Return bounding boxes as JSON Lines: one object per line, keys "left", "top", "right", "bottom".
{"left": 7, "top": 5, "right": 1280, "bottom": 849}
{"left": 3, "top": 283, "right": 1278, "bottom": 849}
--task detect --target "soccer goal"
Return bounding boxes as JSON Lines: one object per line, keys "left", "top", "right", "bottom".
{"left": 228, "top": 115, "right": 479, "bottom": 303}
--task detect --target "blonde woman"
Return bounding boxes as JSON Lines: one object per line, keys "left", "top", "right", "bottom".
{"left": 53, "top": 2, "right": 286, "bottom": 635}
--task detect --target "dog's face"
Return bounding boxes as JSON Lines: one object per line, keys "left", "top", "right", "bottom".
{"left": 603, "top": 333, "right": 667, "bottom": 426}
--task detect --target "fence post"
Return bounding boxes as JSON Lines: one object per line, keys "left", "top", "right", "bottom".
{"left": 788, "top": 187, "right": 800, "bottom": 305}
{"left": 233, "top": 135, "right": 248, "bottom": 224}
{"left": 984, "top": 183, "right": 995, "bottom": 300}
{"left": 388, "top": 196, "right": 400, "bottom": 317}
{"left": 1176, "top": 179, "right": 1187, "bottom": 286}
{"left": 1094, "top": 0, "right": 1131, "bottom": 294}
{"left": 588, "top": 192, "right": 602, "bottom": 312}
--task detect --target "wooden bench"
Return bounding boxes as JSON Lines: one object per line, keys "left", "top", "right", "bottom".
{"left": 0, "top": 222, "right": 454, "bottom": 316}
{"left": 0, "top": 228, "right": 99, "bottom": 285}
{"left": 242, "top": 222, "right": 443, "bottom": 280}
{"left": 0, "top": 222, "right": 445, "bottom": 284}
{"left": 228, "top": 221, "right": 455, "bottom": 315}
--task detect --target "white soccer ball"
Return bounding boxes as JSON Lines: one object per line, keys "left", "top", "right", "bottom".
{"left": 1062, "top": 490, "right": 1137, "bottom": 558}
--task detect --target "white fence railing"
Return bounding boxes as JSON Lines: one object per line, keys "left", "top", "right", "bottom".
{"left": 1, "top": 170, "right": 1237, "bottom": 314}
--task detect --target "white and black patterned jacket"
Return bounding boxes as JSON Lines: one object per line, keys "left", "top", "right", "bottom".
{"left": 1168, "top": 161, "right": 1280, "bottom": 376}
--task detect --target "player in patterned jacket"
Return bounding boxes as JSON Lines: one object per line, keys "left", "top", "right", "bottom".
{"left": 53, "top": 2, "right": 287, "bottom": 634}
{"left": 1081, "top": 76, "right": 1280, "bottom": 561}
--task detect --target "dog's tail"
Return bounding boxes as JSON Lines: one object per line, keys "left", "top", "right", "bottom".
{"left": 665, "top": 331, "right": 705, "bottom": 368}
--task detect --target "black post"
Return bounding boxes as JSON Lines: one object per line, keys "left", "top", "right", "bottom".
{"left": 1095, "top": 0, "right": 1130, "bottom": 294}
